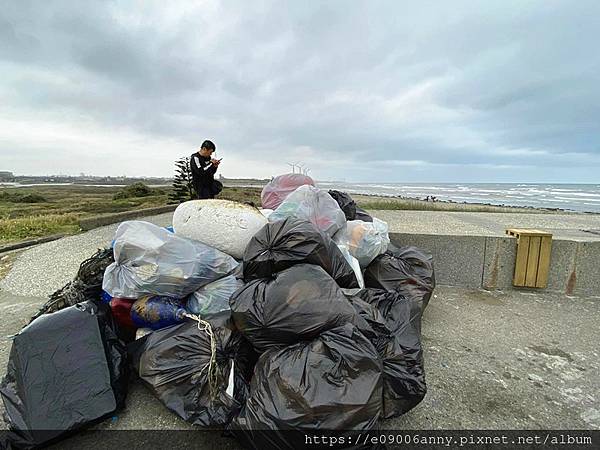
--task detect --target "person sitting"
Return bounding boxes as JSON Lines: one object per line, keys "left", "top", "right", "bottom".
{"left": 190, "top": 140, "right": 222, "bottom": 199}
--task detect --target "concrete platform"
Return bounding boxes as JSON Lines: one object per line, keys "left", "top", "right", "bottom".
{"left": 370, "top": 211, "right": 600, "bottom": 296}
{"left": 1, "top": 286, "right": 599, "bottom": 448}
{"left": 0, "top": 211, "right": 599, "bottom": 447}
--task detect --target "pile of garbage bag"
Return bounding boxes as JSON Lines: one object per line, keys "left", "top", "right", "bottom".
{"left": 0, "top": 184, "right": 435, "bottom": 449}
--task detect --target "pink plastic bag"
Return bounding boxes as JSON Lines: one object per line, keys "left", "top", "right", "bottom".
{"left": 261, "top": 173, "right": 315, "bottom": 209}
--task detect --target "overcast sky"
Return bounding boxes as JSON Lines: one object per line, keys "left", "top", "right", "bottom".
{"left": 1, "top": 1, "right": 599, "bottom": 182}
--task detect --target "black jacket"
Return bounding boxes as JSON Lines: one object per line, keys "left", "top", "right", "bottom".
{"left": 190, "top": 153, "right": 217, "bottom": 187}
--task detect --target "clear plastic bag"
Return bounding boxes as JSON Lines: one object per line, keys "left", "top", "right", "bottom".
{"left": 102, "top": 221, "right": 238, "bottom": 299}
{"left": 336, "top": 243, "right": 365, "bottom": 289}
{"left": 187, "top": 274, "right": 244, "bottom": 316}
{"left": 343, "top": 218, "right": 390, "bottom": 267}
{"left": 261, "top": 173, "right": 315, "bottom": 210}
{"left": 268, "top": 185, "right": 346, "bottom": 238}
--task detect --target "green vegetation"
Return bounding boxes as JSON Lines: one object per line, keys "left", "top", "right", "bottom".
{"left": 219, "top": 186, "right": 262, "bottom": 205}
{"left": 0, "top": 191, "right": 47, "bottom": 203}
{"left": 169, "top": 157, "right": 194, "bottom": 204}
{"left": 0, "top": 185, "right": 170, "bottom": 244}
{"left": 0, "top": 214, "right": 80, "bottom": 242}
{"left": 354, "top": 197, "right": 549, "bottom": 213}
{"left": 113, "top": 182, "right": 161, "bottom": 200}
{"left": 0, "top": 184, "right": 263, "bottom": 244}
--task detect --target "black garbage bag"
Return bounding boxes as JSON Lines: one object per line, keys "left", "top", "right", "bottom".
{"left": 327, "top": 190, "right": 374, "bottom": 222}
{"left": 132, "top": 319, "right": 250, "bottom": 427}
{"left": 231, "top": 324, "right": 383, "bottom": 450}
{"left": 328, "top": 190, "right": 357, "bottom": 221}
{"left": 242, "top": 217, "right": 359, "bottom": 288}
{"left": 29, "top": 248, "right": 114, "bottom": 323}
{"left": 354, "top": 207, "right": 373, "bottom": 223}
{"left": 230, "top": 264, "right": 366, "bottom": 353}
{"left": 364, "top": 245, "right": 435, "bottom": 309}
{"left": 351, "top": 289, "right": 427, "bottom": 418}
{"left": 0, "top": 301, "right": 128, "bottom": 449}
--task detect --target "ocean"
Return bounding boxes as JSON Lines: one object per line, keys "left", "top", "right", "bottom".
{"left": 316, "top": 182, "right": 600, "bottom": 213}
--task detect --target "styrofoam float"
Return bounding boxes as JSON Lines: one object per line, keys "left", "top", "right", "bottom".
{"left": 173, "top": 199, "right": 267, "bottom": 259}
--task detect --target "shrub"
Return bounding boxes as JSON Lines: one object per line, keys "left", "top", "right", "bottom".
{"left": 0, "top": 191, "right": 47, "bottom": 203}
{"left": 113, "top": 182, "right": 153, "bottom": 200}
{"left": 19, "top": 193, "right": 48, "bottom": 203}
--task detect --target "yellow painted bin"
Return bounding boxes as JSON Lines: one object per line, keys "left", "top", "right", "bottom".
{"left": 505, "top": 228, "right": 553, "bottom": 288}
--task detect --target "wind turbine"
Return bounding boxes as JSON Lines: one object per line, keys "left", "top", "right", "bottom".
{"left": 286, "top": 162, "right": 296, "bottom": 173}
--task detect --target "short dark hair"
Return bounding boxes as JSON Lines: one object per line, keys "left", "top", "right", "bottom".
{"left": 201, "top": 140, "right": 216, "bottom": 151}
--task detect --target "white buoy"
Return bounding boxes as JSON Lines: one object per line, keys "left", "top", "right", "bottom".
{"left": 173, "top": 200, "right": 267, "bottom": 259}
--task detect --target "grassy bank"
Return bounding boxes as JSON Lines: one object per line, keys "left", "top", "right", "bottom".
{"left": 0, "top": 185, "right": 168, "bottom": 243}
{"left": 351, "top": 195, "right": 556, "bottom": 213}
{"left": 0, "top": 183, "right": 563, "bottom": 244}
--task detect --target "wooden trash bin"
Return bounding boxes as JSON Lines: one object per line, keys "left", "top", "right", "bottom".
{"left": 505, "top": 228, "right": 553, "bottom": 288}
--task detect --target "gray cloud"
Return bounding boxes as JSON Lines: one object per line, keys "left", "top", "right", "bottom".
{"left": 1, "top": 0, "right": 599, "bottom": 182}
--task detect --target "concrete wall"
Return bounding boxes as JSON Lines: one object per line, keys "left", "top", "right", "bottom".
{"left": 389, "top": 233, "right": 600, "bottom": 296}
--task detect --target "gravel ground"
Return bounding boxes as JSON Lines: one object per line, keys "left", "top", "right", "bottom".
{"left": 0, "top": 213, "right": 173, "bottom": 298}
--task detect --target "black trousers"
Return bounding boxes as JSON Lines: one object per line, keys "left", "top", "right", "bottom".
{"left": 194, "top": 183, "right": 214, "bottom": 199}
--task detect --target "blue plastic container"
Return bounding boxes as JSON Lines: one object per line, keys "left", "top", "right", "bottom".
{"left": 101, "top": 290, "right": 113, "bottom": 304}
{"left": 130, "top": 296, "right": 187, "bottom": 330}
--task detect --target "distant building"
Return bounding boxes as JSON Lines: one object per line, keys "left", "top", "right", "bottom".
{"left": 0, "top": 171, "right": 14, "bottom": 181}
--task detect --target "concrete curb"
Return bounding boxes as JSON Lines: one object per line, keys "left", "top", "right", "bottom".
{"left": 78, "top": 205, "right": 178, "bottom": 231}
{"left": 390, "top": 232, "right": 600, "bottom": 296}
{"left": 0, "top": 234, "right": 67, "bottom": 254}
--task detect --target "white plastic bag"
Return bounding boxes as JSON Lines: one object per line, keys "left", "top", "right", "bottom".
{"left": 268, "top": 185, "right": 346, "bottom": 238}
{"left": 186, "top": 274, "right": 244, "bottom": 316}
{"left": 103, "top": 221, "right": 238, "bottom": 298}
{"left": 344, "top": 218, "right": 390, "bottom": 268}
{"left": 336, "top": 243, "right": 365, "bottom": 289}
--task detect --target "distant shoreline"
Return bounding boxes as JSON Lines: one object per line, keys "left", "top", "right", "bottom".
{"left": 2, "top": 180, "right": 598, "bottom": 215}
